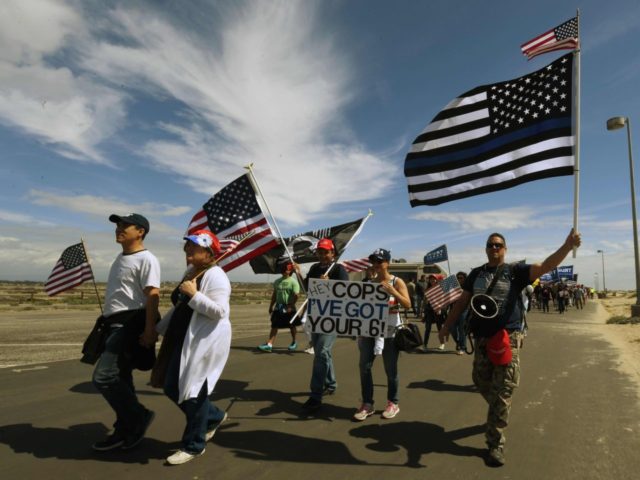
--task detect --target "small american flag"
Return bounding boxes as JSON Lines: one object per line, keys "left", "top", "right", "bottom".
{"left": 186, "top": 174, "right": 279, "bottom": 272}
{"left": 520, "top": 17, "right": 579, "bottom": 60}
{"left": 44, "top": 243, "right": 94, "bottom": 296}
{"left": 425, "top": 274, "right": 462, "bottom": 312}
{"left": 341, "top": 258, "right": 371, "bottom": 273}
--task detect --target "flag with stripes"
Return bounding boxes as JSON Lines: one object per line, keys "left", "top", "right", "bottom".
{"left": 425, "top": 274, "right": 462, "bottom": 311}
{"left": 405, "top": 53, "right": 574, "bottom": 207}
{"left": 186, "top": 174, "right": 279, "bottom": 272}
{"left": 521, "top": 17, "right": 579, "bottom": 60}
{"left": 44, "top": 243, "right": 94, "bottom": 296}
{"left": 341, "top": 258, "right": 371, "bottom": 273}
{"left": 250, "top": 216, "right": 368, "bottom": 274}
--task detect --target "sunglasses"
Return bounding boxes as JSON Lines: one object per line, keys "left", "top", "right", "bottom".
{"left": 486, "top": 242, "right": 505, "bottom": 249}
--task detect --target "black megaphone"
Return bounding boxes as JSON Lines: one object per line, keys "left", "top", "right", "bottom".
{"left": 470, "top": 294, "right": 498, "bottom": 320}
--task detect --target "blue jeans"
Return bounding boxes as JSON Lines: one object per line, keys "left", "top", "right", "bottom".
{"left": 309, "top": 333, "right": 337, "bottom": 401}
{"left": 163, "top": 347, "right": 226, "bottom": 454}
{"left": 92, "top": 325, "right": 147, "bottom": 435}
{"left": 453, "top": 310, "right": 468, "bottom": 351}
{"left": 358, "top": 337, "right": 399, "bottom": 405}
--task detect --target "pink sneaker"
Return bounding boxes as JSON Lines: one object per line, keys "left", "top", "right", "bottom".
{"left": 381, "top": 401, "right": 399, "bottom": 419}
{"left": 353, "top": 403, "right": 375, "bottom": 421}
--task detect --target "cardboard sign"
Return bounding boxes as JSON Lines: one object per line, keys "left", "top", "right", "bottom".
{"left": 306, "top": 278, "right": 389, "bottom": 337}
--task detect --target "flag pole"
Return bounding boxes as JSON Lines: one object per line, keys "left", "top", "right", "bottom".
{"left": 572, "top": 9, "right": 581, "bottom": 258}
{"left": 244, "top": 164, "right": 299, "bottom": 268}
{"left": 81, "top": 238, "right": 103, "bottom": 315}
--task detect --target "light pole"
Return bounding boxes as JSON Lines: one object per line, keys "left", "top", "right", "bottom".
{"left": 607, "top": 116, "right": 640, "bottom": 315}
{"left": 596, "top": 249, "right": 606, "bottom": 294}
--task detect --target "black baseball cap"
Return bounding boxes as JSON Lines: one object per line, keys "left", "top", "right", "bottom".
{"left": 368, "top": 248, "right": 391, "bottom": 263}
{"left": 109, "top": 213, "right": 150, "bottom": 234}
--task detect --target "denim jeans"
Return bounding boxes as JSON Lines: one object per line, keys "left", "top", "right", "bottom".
{"left": 163, "top": 347, "right": 226, "bottom": 454}
{"left": 92, "top": 325, "right": 146, "bottom": 435}
{"left": 453, "top": 310, "right": 468, "bottom": 351}
{"left": 309, "top": 333, "right": 337, "bottom": 401}
{"left": 358, "top": 336, "right": 399, "bottom": 405}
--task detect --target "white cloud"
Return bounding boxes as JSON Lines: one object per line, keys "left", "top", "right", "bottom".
{"left": 0, "top": 209, "right": 55, "bottom": 226}
{"left": 409, "top": 206, "right": 547, "bottom": 232}
{"left": 76, "top": 1, "right": 393, "bottom": 225}
{"left": 0, "top": 0, "right": 127, "bottom": 163}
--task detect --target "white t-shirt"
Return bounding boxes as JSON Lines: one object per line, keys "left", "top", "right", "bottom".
{"left": 103, "top": 250, "right": 161, "bottom": 317}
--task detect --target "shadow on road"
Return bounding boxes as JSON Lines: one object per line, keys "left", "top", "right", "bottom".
{"left": 213, "top": 421, "right": 366, "bottom": 465}
{"left": 349, "top": 422, "right": 485, "bottom": 468}
{"left": 406, "top": 379, "right": 477, "bottom": 393}
{"left": 68, "top": 381, "right": 164, "bottom": 396}
{"left": 0, "top": 422, "right": 177, "bottom": 464}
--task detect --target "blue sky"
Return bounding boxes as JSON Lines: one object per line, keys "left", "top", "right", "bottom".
{"left": 1, "top": 0, "right": 639, "bottom": 289}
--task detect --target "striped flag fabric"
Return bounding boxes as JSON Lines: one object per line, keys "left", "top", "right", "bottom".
{"left": 521, "top": 17, "right": 579, "bottom": 60}
{"left": 341, "top": 258, "right": 371, "bottom": 273}
{"left": 405, "top": 53, "right": 574, "bottom": 207}
{"left": 186, "top": 174, "right": 279, "bottom": 272}
{"left": 425, "top": 274, "right": 462, "bottom": 311}
{"left": 45, "top": 243, "right": 94, "bottom": 296}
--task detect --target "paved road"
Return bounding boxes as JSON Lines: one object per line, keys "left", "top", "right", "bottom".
{"left": 1, "top": 301, "right": 639, "bottom": 479}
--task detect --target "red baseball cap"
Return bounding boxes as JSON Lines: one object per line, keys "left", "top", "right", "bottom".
{"left": 183, "top": 229, "right": 221, "bottom": 254}
{"left": 487, "top": 329, "right": 512, "bottom": 366}
{"left": 316, "top": 238, "right": 334, "bottom": 251}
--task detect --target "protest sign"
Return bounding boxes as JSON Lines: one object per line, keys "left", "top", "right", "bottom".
{"left": 306, "top": 278, "right": 389, "bottom": 337}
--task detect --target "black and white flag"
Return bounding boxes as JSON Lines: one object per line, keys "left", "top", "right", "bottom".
{"left": 405, "top": 53, "right": 574, "bottom": 206}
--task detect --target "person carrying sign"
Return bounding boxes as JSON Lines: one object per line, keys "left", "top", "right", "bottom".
{"left": 297, "top": 238, "right": 349, "bottom": 413}
{"left": 439, "top": 229, "right": 581, "bottom": 467}
{"left": 353, "top": 248, "right": 411, "bottom": 421}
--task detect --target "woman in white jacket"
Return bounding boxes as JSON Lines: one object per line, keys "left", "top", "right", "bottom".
{"left": 156, "top": 230, "right": 231, "bottom": 465}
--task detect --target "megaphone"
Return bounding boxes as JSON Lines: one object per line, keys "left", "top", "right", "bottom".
{"left": 470, "top": 294, "right": 498, "bottom": 319}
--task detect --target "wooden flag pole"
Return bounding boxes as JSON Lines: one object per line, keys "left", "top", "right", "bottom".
{"left": 81, "top": 238, "right": 103, "bottom": 315}
{"left": 572, "top": 9, "right": 581, "bottom": 258}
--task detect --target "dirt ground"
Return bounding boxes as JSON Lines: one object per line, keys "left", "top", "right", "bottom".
{"left": 598, "top": 293, "right": 640, "bottom": 398}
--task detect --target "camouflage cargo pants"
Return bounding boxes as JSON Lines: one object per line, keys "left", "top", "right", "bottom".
{"left": 472, "top": 331, "right": 523, "bottom": 449}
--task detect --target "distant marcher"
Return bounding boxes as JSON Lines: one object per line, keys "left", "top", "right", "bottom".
{"left": 541, "top": 286, "right": 551, "bottom": 313}
{"left": 258, "top": 261, "right": 300, "bottom": 352}
{"left": 439, "top": 229, "right": 581, "bottom": 467}
{"left": 155, "top": 230, "right": 231, "bottom": 465}
{"left": 91, "top": 214, "right": 160, "bottom": 452}
{"left": 451, "top": 271, "right": 469, "bottom": 355}
{"left": 422, "top": 275, "right": 446, "bottom": 350}
{"left": 406, "top": 277, "right": 417, "bottom": 316}
{"left": 573, "top": 285, "right": 584, "bottom": 310}
{"left": 298, "top": 238, "right": 349, "bottom": 412}
{"left": 353, "top": 248, "right": 411, "bottom": 421}
{"left": 415, "top": 275, "right": 427, "bottom": 317}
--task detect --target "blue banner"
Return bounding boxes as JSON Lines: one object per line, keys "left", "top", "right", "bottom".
{"left": 557, "top": 265, "right": 573, "bottom": 280}
{"left": 424, "top": 244, "right": 448, "bottom": 264}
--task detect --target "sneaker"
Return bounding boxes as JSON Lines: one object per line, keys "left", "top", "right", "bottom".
{"left": 166, "top": 449, "right": 205, "bottom": 465}
{"left": 92, "top": 431, "right": 125, "bottom": 451}
{"left": 288, "top": 342, "right": 298, "bottom": 351}
{"left": 122, "top": 409, "right": 155, "bottom": 450}
{"left": 353, "top": 403, "right": 374, "bottom": 421}
{"left": 323, "top": 386, "right": 337, "bottom": 395}
{"left": 457, "top": 349, "right": 465, "bottom": 355}
{"left": 486, "top": 447, "right": 505, "bottom": 466}
{"left": 205, "top": 412, "right": 228, "bottom": 442}
{"left": 438, "top": 343, "right": 445, "bottom": 351}
{"left": 301, "top": 397, "right": 322, "bottom": 412}
{"left": 258, "top": 343, "right": 272, "bottom": 352}
{"left": 381, "top": 401, "right": 400, "bottom": 419}
{"left": 304, "top": 346, "right": 315, "bottom": 355}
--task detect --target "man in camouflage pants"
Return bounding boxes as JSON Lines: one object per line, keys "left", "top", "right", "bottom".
{"left": 440, "top": 229, "right": 581, "bottom": 466}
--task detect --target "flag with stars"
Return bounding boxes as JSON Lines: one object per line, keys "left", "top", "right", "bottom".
{"left": 521, "top": 17, "right": 579, "bottom": 60}
{"left": 45, "top": 243, "right": 94, "bottom": 296}
{"left": 425, "top": 274, "right": 462, "bottom": 312}
{"left": 186, "top": 174, "right": 279, "bottom": 272}
{"left": 405, "top": 52, "right": 574, "bottom": 207}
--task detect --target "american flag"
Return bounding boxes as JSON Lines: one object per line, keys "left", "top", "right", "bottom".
{"left": 341, "top": 258, "right": 371, "bottom": 273}
{"left": 186, "top": 174, "right": 279, "bottom": 272}
{"left": 44, "top": 243, "right": 94, "bottom": 296}
{"left": 520, "top": 17, "right": 579, "bottom": 60}
{"left": 425, "top": 274, "right": 462, "bottom": 312}
{"left": 405, "top": 53, "right": 574, "bottom": 206}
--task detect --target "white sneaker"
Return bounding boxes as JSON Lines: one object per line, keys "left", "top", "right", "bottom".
{"left": 166, "top": 449, "right": 205, "bottom": 465}
{"left": 205, "top": 412, "right": 228, "bottom": 442}
{"left": 382, "top": 401, "right": 400, "bottom": 419}
{"left": 353, "top": 403, "right": 375, "bottom": 421}
{"left": 438, "top": 343, "right": 445, "bottom": 351}
{"left": 304, "top": 346, "right": 315, "bottom": 355}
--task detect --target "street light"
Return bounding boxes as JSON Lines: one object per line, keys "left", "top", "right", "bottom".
{"left": 596, "top": 249, "right": 606, "bottom": 294}
{"left": 607, "top": 116, "right": 640, "bottom": 315}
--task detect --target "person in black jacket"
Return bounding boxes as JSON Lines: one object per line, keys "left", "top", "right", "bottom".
{"left": 297, "top": 238, "right": 349, "bottom": 412}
